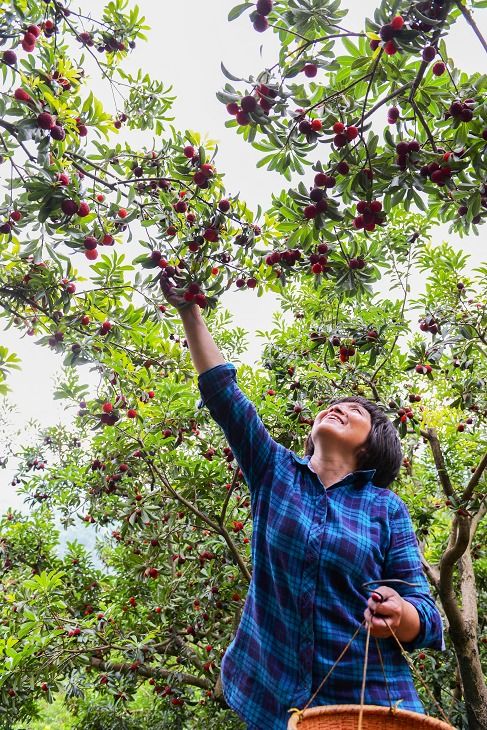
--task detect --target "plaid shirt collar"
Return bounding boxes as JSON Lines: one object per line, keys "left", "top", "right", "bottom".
{"left": 290, "top": 452, "right": 377, "bottom": 488}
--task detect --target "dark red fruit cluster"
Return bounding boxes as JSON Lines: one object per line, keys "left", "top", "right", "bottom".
{"left": 339, "top": 341, "right": 356, "bottom": 363}
{"left": 192, "top": 162, "right": 215, "bottom": 188}
{"left": 397, "top": 407, "right": 414, "bottom": 423}
{"left": 422, "top": 45, "right": 436, "bottom": 63}
{"left": 353, "top": 199, "right": 386, "bottom": 232}
{"left": 410, "top": 2, "right": 444, "bottom": 32}
{"left": 409, "top": 393, "right": 422, "bottom": 403}
{"left": 314, "top": 172, "right": 335, "bottom": 188}
{"left": 419, "top": 316, "right": 439, "bottom": 334}
{"left": 445, "top": 98, "right": 475, "bottom": 123}
{"left": 419, "top": 160, "right": 453, "bottom": 186}
{"left": 264, "top": 248, "right": 302, "bottom": 267}
{"left": 227, "top": 85, "right": 278, "bottom": 124}
{"left": 375, "top": 15, "right": 405, "bottom": 55}
{"left": 415, "top": 363, "right": 433, "bottom": 375}
{"left": 331, "top": 121, "right": 358, "bottom": 148}
{"left": 78, "top": 31, "right": 94, "bottom": 47}
{"left": 21, "top": 24, "right": 41, "bottom": 53}
{"left": 309, "top": 243, "right": 331, "bottom": 275}
{"left": 253, "top": 0, "right": 272, "bottom": 31}
{"left": 348, "top": 257, "right": 366, "bottom": 270}
{"left": 395, "top": 139, "right": 420, "bottom": 170}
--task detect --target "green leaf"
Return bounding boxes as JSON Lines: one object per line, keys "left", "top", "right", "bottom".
{"left": 228, "top": 2, "right": 252, "bottom": 21}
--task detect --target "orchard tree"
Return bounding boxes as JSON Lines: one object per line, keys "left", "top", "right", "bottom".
{"left": 0, "top": 0, "right": 486, "bottom": 728}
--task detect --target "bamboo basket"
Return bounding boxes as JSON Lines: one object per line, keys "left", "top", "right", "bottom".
{"left": 287, "top": 704, "right": 455, "bottom": 729}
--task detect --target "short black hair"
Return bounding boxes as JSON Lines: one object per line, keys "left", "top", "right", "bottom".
{"left": 304, "top": 395, "right": 403, "bottom": 489}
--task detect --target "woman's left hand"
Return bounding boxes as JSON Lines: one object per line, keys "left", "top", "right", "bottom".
{"left": 364, "top": 586, "right": 404, "bottom": 638}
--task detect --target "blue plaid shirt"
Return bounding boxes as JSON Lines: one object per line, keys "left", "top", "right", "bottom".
{"left": 198, "top": 363, "right": 444, "bottom": 730}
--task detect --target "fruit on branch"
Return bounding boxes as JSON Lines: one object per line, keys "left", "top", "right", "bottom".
{"left": 78, "top": 32, "right": 94, "bottom": 46}
{"left": 387, "top": 106, "right": 400, "bottom": 124}
{"left": 422, "top": 45, "right": 436, "bottom": 63}
{"left": 256, "top": 0, "right": 272, "bottom": 14}
{"left": 415, "top": 363, "right": 433, "bottom": 374}
{"left": 77, "top": 201, "right": 90, "bottom": 217}
{"left": 3, "top": 50, "right": 17, "bottom": 66}
{"left": 14, "top": 87, "right": 33, "bottom": 103}
{"left": 241, "top": 95, "right": 258, "bottom": 113}
{"left": 395, "top": 139, "right": 420, "bottom": 170}
{"left": 336, "top": 160, "right": 350, "bottom": 174}
{"left": 384, "top": 40, "right": 397, "bottom": 55}
{"left": 353, "top": 199, "right": 386, "bottom": 231}
{"left": 446, "top": 99, "right": 474, "bottom": 122}
{"left": 303, "top": 63, "right": 318, "bottom": 78}
{"left": 183, "top": 145, "right": 195, "bottom": 158}
{"left": 50, "top": 125, "right": 66, "bottom": 141}
{"left": 432, "top": 62, "right": 446, "bottom": 76}
{"left": 226, "top": 102, "right": 239, "bottom": 115}
{"left": 61, "top": 199, "right": 78, "bottom": 216}
{"left": 390, "top": 15, "right": 405, "bottom": 31}
{"left": 253, "top": 14, "right": 269, "bottom": 32}
{"left": 218, "top": 198, "right": 230, "bottom": 212}
{"left": 348, "top": 257, "right": 366, "bottom": 269}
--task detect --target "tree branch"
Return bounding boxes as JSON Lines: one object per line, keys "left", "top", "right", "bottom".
{"left": 454, "top": 0, "right": 487, "bottom": 54}
{"left": 462, "top": 448, "right": 487, "bottom": 502}
{"left": 408, "top": 1, "right": 454, "bottom": 103}
{"left": 89, "top": 656, "right": 211, "bottom": 690}
{"left": 420, "top": 427, "right": 456, "bottom": 498}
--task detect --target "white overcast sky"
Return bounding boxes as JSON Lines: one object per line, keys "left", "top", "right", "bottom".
{"left": 1, "top": 0, "right": 486, "bottom": 513}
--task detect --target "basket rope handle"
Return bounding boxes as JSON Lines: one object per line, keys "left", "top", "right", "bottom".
{"left": 287, "top": 578, "right": 454, "bottom": 728}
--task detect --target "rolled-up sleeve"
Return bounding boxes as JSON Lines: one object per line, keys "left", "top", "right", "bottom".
{"left": 384, "top": 497, "right": 445, "bottom": 652}
{"left": 197, "top": 363, "right": 281, "bottom": 495}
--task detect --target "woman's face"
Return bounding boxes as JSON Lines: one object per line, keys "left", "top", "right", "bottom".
{"left": 311, "top": 401, "right": 372, "bottom": 455}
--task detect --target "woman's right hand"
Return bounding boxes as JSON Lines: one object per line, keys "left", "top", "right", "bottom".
{"left": 159, "top": 271, "right": 195, "bottom": 312}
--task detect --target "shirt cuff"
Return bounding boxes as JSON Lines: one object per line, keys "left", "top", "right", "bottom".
{"left": 197, "top": 362, "right": 236, "bottom": 409}
{"left": 401, "top": 596, "right": 445, "bottom": 652}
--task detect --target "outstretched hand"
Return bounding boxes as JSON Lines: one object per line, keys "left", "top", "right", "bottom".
{"left": 159, "top": 271, "right": 194, "bottom": 312}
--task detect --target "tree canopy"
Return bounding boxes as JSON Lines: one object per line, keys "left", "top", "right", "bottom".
{"left": 0, "top": 0, "right": 486, "bottom": 728}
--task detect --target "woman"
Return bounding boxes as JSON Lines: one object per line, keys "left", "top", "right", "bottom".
{"left": 161, "top": 277, "right": 445, "bottom": 730}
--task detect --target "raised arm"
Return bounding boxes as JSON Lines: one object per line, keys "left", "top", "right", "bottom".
{"left": 160, "top": 274, "right": 225, "bottom": 374}
{"left": 160, "top": 275, "right": 282, "bottom": 495}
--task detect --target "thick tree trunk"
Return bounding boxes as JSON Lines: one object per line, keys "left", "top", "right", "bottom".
{"left": 447, "top": 628, "right": 487, "bottom": 730}
{"left": 439, "top": 542, "right": 487, "bottom": 730}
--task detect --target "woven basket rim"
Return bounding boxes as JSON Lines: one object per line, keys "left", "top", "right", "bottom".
{"left": 287, "top": 704, "right": 454, "bottom": 729}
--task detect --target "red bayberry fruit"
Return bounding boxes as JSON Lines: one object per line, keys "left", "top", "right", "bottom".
{"left": 218, "top": 199, "right": 230, "bottom": 212}
{"left": 384, "top": 40, "right": 397, "bottom": 55}
{"left": 77, "top": 201, "right": 90, "bottom": 217}
{"left": 10, "top": 210, "right": 21, "bottom": 222}
{"left": 336, "top": 161, "right": 350, "bottom": 175}
{"left": 37, "top": 112, "right": 55, "bottom": 129}
{"left": 127, "top": 409, "right": 137, "bottom": 418}
{"left": 379, "top": 24, "right": 395, "bottom": 41}
{"left": 183, "top": 145, "right": 195, "bottom": 158}
{"left": 370, "top": 200, "right": 382, "bottom": 213}
{"left": 314, "top": 172, "right": 328, "bottom": 187}
{"left": 241, "top": 95, "right": 258, "bottom": 113}
{"left": 334, "top": 133, "right": 347, "bottom": 148}
{"left": 253, "top": 14, "right": 269, "bottom": 32}
{"left": 422, "top": 46, "right": 436, "bottom": 62}
{"left": 226, "top": 102, "right": 239, "bottom": 115}
{"left": 304, "top": 205, "right": 318, "bottom": 219}
{"left": 84, "top": 236, "right": 98, "bottom": 250}
{"left": 256, "top": 0, "right": 272, "bottom": 14}
{"left": 346, "top": 125, "right": 358, "bottom": 140}
{"left": 81, "top": 315, "right": 90, "bottom": 325}
{"left": 247, "top": 277, "right": 257, "bottom": 288}
{"left": 311, "top": 262, "right": 323, "bottom": 274}
{"left": 61, "top": 199, "right": 78, "bottom": 216}
{"left": 311, "top": 119, "right": 322, "bottom": 132}
{"left": 14, "top": 88, "right": 32, "bottom": 102}
{"left": 118, "top": 208, "right": 128, "bottom": 218}
{"left": 50, "top": 125, "right": 66, "bottom": 141}
{"left": 236, "top": 110, "right": 250, "bottom": 126}
{"left": 390, "top": 15, "right": 404, "bottom": 31}
{"left": 303, "top": 63, "right": 318, "bottom": 78}
{"left": 333, "top": 121, "right": 345, "bottom": 134}
{"left": 432, "top": 62, "right": 446, "bottom": 76}
{"left": 2, "top": 50, "right": 17, "bottom": 65}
